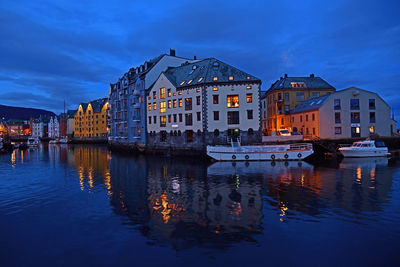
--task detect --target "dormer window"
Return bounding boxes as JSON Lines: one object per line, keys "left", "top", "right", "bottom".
{"left": 213, "top": 87, "right": 218, "bottom": 91}
{"left": 212, "top": 62, "right": 219, "bottom": 70}
{"left": 229, "top": 76, "right": 234, "bottom": 81}
{"left": 246, "top": 86, "right": 252, "bottom": 89}
{"left": 247, "top": 76, "right": 251, "bottom": 80}
{"left": 291, "top": 82, "right": 306, "bottom": 88}
{"left": 187, "top": 79, "right": 193, "bottom": 84}
{"left": 180, "top": 81, "right": 186, "bottom": 86}
{"left": 198, "top": 77, "right": 203, "bottom": 82}
{"left": 213, "top": 77, "right": 218, "bottom": 81}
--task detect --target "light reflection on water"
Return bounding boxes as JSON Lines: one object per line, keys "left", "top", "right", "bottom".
{"left": 0, "top": 145, "right": 399, "bottom": 265}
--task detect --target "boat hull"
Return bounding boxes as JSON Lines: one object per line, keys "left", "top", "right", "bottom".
{"left": 339, "top": 148, "right": 389, "bottom": 158}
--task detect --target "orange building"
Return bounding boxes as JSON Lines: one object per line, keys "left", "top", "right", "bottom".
{"left": 74, "top": 98, "right": 109, "bottom": 138}
{"left": 265, "top": 74, "right": 335, "bottom": 135}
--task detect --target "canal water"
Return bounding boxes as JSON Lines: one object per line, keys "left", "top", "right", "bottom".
{"left": 0, "top": 145, "right": 399, "bottom": 266}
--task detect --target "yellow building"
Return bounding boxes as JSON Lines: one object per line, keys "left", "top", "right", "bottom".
{"left": 265, "top": 74, "right": 335, "bottom": 134}
{"left": 74, "top": 98, "right": 109, "bottom": 138}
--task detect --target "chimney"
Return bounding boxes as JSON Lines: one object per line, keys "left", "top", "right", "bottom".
{"left": 170, "top": 48, "right": 176, "bottom": 56}
{"left": 194, "top": 55, "right": 197, "bottom": 60}
{"left": 310, "top": 73, "right": 315, "bottom": 78}
{"left": 284, "top": 73, "right": 288, "bottom": 78}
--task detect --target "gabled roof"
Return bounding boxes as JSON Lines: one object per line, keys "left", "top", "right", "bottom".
{"left": 291, "top": 94, "right": 332, "bottom": 114}
{"left": 67, "top": 110, "right": 76, "bottom": 119}
{"left": 162, "top": 58, "right": 260, "bottom": 89}
{"left": 79, "top": 103, "right": 89, "bottom": 111}
{"left": 268, "top": 75, "right": 335, "bottom": 92}
{"left": 90, "top": 98, "right": 108, "bottom": 113}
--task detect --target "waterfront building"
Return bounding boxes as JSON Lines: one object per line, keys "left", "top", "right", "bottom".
{"left": 0, "top": 120, "right": 7, "bottom": 136}
{"left": 108, "top": 49, "right": 195, "bottom": 149}
{"left": 48, "top": 116, "right": 59, "bottom": 138}
{"left": 260, "top": 91, "right": 267, "bottom": 135}
{"left": 74, "top": 98, "right": 108, "bottom": 138}
{"left": 290, "top": 87, "right": 397, "bottom": 139}
{"left": 66, "top": 110, "right": 76, "bottom": 138}
{"left": 265, "top": 74, "right": 335, "bottom": 135}
{"left": 146, "top": 58, "right": 261, "bottom": 151}
{"left": 7, "top": 120, "right": 30, "bottom": 136}
{"left": 32, "top": 119, "right": 45, "bottom": 137}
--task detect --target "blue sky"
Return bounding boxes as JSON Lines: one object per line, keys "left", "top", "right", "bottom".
{"left": 0, "top": 0, "right": 399, "bottom": 117}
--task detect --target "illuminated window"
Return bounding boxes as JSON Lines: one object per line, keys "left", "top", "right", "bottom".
{"left": 167, "top": 89, "right": 171, "bottom": 97}
{"left": 213, "top": 95, "right": 219, "bottom": 104}
{"left": 159, "top": 87, "right": 165, "bottom": 99}
{"left": 229, "top": 76, "right": 234, "bottom": 81}
{"left": 335, "top": 127, "right": 341, "bottom": 135}
{"left": 160, "top": 102, "right": 166, "bottom": 113}
{"left": 227, "top": 95, "right": 239, "bottom": 108}
{"left": 148, "top": 103, "right": 152, "bottom": 111}
{"left": 247, "top": 76, "right": 250, "bottom": 80}
{"left": 173, "top": 99, "right": 177, "bottom": 108}
{"left": 196, "top": 88, "right": 200, "bottom": 92}
{"left": 188, "top": 79, "right": 193, "bottom": 84}
{"left": 179, "top": 98, "right": 182, "bottom": 107}
{"left": 173, "top": 93, "right": 176, "bottom": 96}
{"left": 185, "top": 98, "right": 192, "bottom": 110}
{"left": 153, "top": 91, "right": 157, "bottom": 99}
{"left": 160, "top": 116, "right": 166, "bottom": 127}
{"left": 196, "top": 96, "right": 201, "bottom": 105}
{"left": 198, "top": 77, "right": 203, "bottom": 82}
{"left": 168, "top": 100, "right": 172, "bottom": 109}
{"left": 178, "top": 92, "right": 182, "bottom": 95}
{"left": 180, "top": 81, "right": 186, "bottom": 86}
{"left": 213, "top": 76, "right": 218, "bottom": 81}
{"left": 246, "top": 85, "right": 252, "bottom": 89}
{"left": 246, "top": 93, "right": 253, "bottom": 103}
{"left": 213, "top": 87, "right": 218, "bottom": 91}
{"left": 291, "top": 82, "right": 306, "bottom": 88}
{"left": 369, "top": 126, "right": 375, "bottom": 133}
{"left": 153, "top": 103, "right": 157, "bottom": 110}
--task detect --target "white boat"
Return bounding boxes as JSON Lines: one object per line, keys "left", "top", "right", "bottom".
{"left": 338, "top": 140, "right": 389, "bottom": 158}
{"left": 59, "top": 137, "right": 68, "bottom": 144}
{"left": 27, "top": 137, "right": 40, "bottom": 147}
{"left": 206, "top": 139, "right": 314, "bottom": 161}
{"left": 49, "top": 139, "right": 60, "bottom": 144}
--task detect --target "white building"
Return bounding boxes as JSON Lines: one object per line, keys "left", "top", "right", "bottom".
{"left": 32, "top": 119, "right": 44, "bottom": 137}
{"left": 66, "top": 110, "right": 75, "bottom": 137}
{"left": 48, "top": 116, "right": 59, "bottom": 138}
{"left": 291, "top": 87, "right": 397, "bottom": 139}
{"left": 147, "top": 58, "right": 262, "bottom": 150}
{"left": 260, "top": 91, "right": 267, "bottom": 135}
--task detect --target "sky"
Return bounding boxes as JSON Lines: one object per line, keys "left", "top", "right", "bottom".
{"left": 0, "top": 0, "right": 399, "bottom": 118}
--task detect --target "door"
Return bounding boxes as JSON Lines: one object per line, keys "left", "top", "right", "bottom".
{"left": 228, "top": 129, "right": 240, "bottom": 142}
{"left": 351, "top": 127, "right": 361, "bottom": 137}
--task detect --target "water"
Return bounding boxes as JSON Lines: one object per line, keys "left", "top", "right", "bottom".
{"left": 1, "top": 145, "right": 399, "bottom": 266}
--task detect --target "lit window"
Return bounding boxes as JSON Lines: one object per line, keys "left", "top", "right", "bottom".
{"left": 168, "top": 100, "right": 172, "bottom": 109}
{"left": 167, "top": 89, "right": 171, "bottom": 97}
{"left": 153, "top": 103, "right": 157, "bottom": 110}
{"left": 246, "top": 86, "right": 252, "bottom": 89}
{"left": 160, "top": 116, "right": 166, "bottom": 127}
{"left": 369, "top": 126, "right": 375, "bottom": 134}
{"left": 246, "top": 93, "right": 253, "bottom": 103}
{"left": 229, "top": 76, "right": 234, "bottom": 81}
{"left": 160, "top": 102, "right": 166, "bottom": 113}
{"left": 196, "top": 89, "right": 200, "bottom": 92}
{"left": 148, "top": 103, "right": 152, "bottom": 111}
{"left": 213, "top": 77, "right": 218, "bottom": 81}
{"left": 159, "top": 87, "right": 165, "bottom": 99}
{"left": 180, "top": 81, "right": 186, "bottom": 86}
{"left": 213, "top": 87, "right": 218, "bottom": 91}
{"left": 173, "top": 99, "right": 177, "bottom": 108}
{"left": 178, "top": 92, "right": 182, "bottom": 95}
{"left": 247, "top": 76, "right": 250, "bottom": 80}
{"left": 173, "top": 93, "right": 176, "bottom": 96}
{"left": 227, "top": 95, "right": 239, "bottom": 108}
{"left": 198, "top": 77, "right": 203, "bottom": 82}
{"left": 153, "top": 92, "right": 157, "bottom": 99}
{"left": 179, "top": 99, "right": 182, "bottom": 107}
{"left": 187, "top": 79, "right": 193, "bottom": 84}
{"left": 291, "top": 82, "right": 306, "bottom": 88}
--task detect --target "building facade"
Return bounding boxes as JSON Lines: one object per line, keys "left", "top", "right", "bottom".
{"left": 32, "top": 119, "right": 45, "bottom": 137}
{"left": 74, "top": 98, "right": 108, "bottom": 138}
{"left": 264, "top": 74, "right": 335, "bottom": 135}
{"left": 146, "top": 58, "right": 262, "bottom": 150}
{"left": 48, "top": 116, "right": 59, "bottom": 138}
{"left": 260, "top": 91, "right": 267, "bottom": 135}
{"left": 108, "top": 50, "right": 195, "bottom": 149}
{"left": 66, "top": 110, "right": 76, "bottom": 138}
{"left": 291, "top": 87, "right": 397, "bottom": 139}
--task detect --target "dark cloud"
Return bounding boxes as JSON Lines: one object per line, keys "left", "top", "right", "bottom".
{"left": 0, "top": 0, "right": 399, "bottom": 122}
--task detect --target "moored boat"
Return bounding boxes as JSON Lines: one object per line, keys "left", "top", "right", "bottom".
{"left": 49, "top": 139, "right": 60, "bottom": 144}
{"left": 207, "top": 140, "right": 314, "bottom": 161}
{"left": 338, "top": 140, "right": 389, "bottom": 158}
{"left": 59, "top": 137, "right": 68, "bottom": 144}
{"left": 27, "top": 137, "right": 40, "bottom": 147}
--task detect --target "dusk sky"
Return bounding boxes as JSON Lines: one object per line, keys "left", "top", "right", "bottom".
{"left": 1, "top": 0, "right": 399, "bottom": 118}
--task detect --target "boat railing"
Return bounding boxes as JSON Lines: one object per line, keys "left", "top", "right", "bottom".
{"left": 288, "top": 143, "right": 313, "bottom": 151}
{"left": 227, "top": 136, "right": 241, "bottom": 144}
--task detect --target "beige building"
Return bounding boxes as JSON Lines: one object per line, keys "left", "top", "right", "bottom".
{"left": 291, "top": 87, "right": 397, "bottom": 139}
{"left": 147, "top": 58, "right": 262, "bottom": 150}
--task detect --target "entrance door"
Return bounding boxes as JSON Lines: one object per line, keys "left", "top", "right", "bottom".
{"left": 351, "top": 127, "right": 361, "bottom": 137}
{"left": 228, "top": 129, "right": 240, "bottom": 142}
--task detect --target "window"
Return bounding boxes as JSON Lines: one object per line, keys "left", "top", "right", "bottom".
{"left": 160, "top": 116, "right": 166, "bottom": 127}
{"left": 246, "top": 93, "right": 253, "bottom": 103}
{"left": 335, "top": 127, "right": 342, "bottom": 135}
{"left": 148, "top": 103, "right": 151, "bottom": 111}
{"left": 179, "top": 114, "right": 182, "bottom": 122}
{"left": 284, "top": 105, "right": 290, "bottom": 113}
{"left": 334, "top": 99, "right": 341, "bottom": 110}
{"left": 213, "top": 95, "right": 219, "bottom": 104}
{"left": 153, "top": 91, "right": 157, "bottom": 99}
{"left": 167, "top": 89, "right": 171, "bottom": 97}
{"left": 173, "top": 114, "right": 177, "bottom": 122}
{"left": 178, "top": 92, "right": 182, "bottom": 95}
{"left": 159, "top": 88, "right": 165, "bottom": 99}
{"left": 350, "top": 99, "right": 360, "bottom": 110}
{"left": 296, "top": 92, "right": 305, "bottom": 101}
{"left": 186, "top": 130, "right": 194, "bottom": 142}
{"left": 173, "top": 93, "right": 176, "bottom": 96}
{"left": 213, "top": 76, "right": 218, "bottom": 81}
{"left": 214, "top": 111, "right": 219, "bottom": 120}
{"left": 196, "top": 89, "right": 200, "bottom": 92}
{"left": 351, "top": 112, "right": 360, "bottom": 123}
{"left": 185, "top": 98, "right": 192, "bottom": 110}
{"left": 185, "top": 113, "right": 193, "bottom": 126}
{"left": 229, "top": 76, "right": 234, "bottom": 80}
{"left": 369, "top": 99, "right": 376, "bottom": 109}
{"left": 160, "top": 101, "right": 166, "bottom": 113}
{"left": 214, "top": 129, "right": 219, "bottom": 136}
{"left": 173, "top": 99, "right": 177, "bottom": 108}
{"left": 312, "top": 92, "right": 320, "bottom": 98}
{"left": 351, "top": 127, "right": 361, "bottom": 137}
{"left": 179, "top": 99, "right": 182, "bottom": 107}
{"left": 187, "top": 79, "right": 193, "bottom": 84}
{"left": 284, "top": 93, "right": 289, "bottom": 101}
{"left": 227, "top": 95, "right": 239, "bottom": 108}
{"left": 246, "top": 110, "right": 253, "bottom": 120}
{"left": 227, "top": 111, "right": 239, "bottom": 124}
{"left": 369, "top": 126, "right": 375, "bottom": 134}
{"left": 198, "top": 77, "right": 203, "bottom": 82}
{"left": 335, "top": 112, "right": 341, "bottom": 123}
{"left": 370, "top": 112, "right": 376, "bottom": 123}
{"left": 213, "top": 87, "right": 218, "bottom": 91}
{"left": 312, "top": 113, "right": 315, "bottom": 121}
{"left": 153, "top": 103, "right": 157, "bottom": 110}
{"left": 300, "top": 115, "right": 303, "bottom": 122}
{"left": 148, "top": 116, "right": 152, "bottom": 124}
{"left": 306, "top": 114, "right": 309, "bottom": 121}
{"left": 291, "top": 82, "right": 306, "bottom": 88}
{"left": 197, "top": 112, "right": 201, "bottom": 121}
{"left": 168, "top": 100, "right": 172, "bottom": 109}
{"left": 160, "top": 131, "right": 167, "bottom": 142}
{"left": 313, "top": 128, "right": 316, "bottom": 135}
{"left": 196, "top": 96, "right": 201, "bottom": 105}
{"left": 246, "top": 85, "right": 252, "bottom": 89}
{"left": 153, "top": 116, "right": 156, "bottom": 124}
{"left": 168, "top": 115, "right": 171, "bottom": 123}
{"left": 180, "top": 81, "right": 185, "bottom": 86}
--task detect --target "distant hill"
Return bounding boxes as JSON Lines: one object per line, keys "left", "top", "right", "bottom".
{"left": 0, "top": 104, "right": 56, "bottom": 120}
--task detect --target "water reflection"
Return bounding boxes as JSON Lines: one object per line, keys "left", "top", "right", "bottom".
{"left": 4, "top": 146, "right": 397, "bottom": 250}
